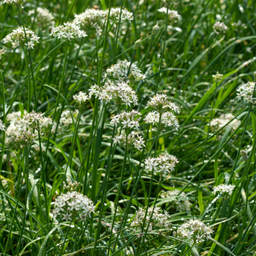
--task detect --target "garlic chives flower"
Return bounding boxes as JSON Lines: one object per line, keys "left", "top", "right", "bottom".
{"left": 145, "top": 153, "right": 178, "bottom": 176}
{"left": 110, "top": 110, "right": 141, "bottom": 129}
{"left": 21, "top": 111, "right": 52, "bottom": 129}
{"left": 52, "top": 191, "right": 95, "bottom": 221}
{"left": 212, "top": 184, "right": 235, "bottom": 197}
{"left": 131, "top": 207, "right": 171, "bottom": 230}
{"left": 113, "top": 129, "right": 145, "bottom": 151}
{"left": 106, "top": 60, "right": 145, "bottom": 83}
{"left": 73, "top": 91, "right": 90, "bottom": 105}
{"left": 157, "top": 8, "right": 181, "bottom": 22}
{"left": 213, "top": 21, "right": 228, "bottom": 35}
{"left": 89, "top": 81, "right": 138, "bottom": 106}
{"left": 237, "top": 81, "right": 256, "bottom": 104}
{"left": 0, "top": 120, "right": 5, "bottom": 131}
{"left": 3, "top": 0, "right": 25, "bottom": 6}
{"left": 73, "top": 8, "right": 133, "bottom": 37}
{"left": 160, "top": 190, "right": 191, "bottom": 213}
{"left": 146, "top": 94, "right": 180, "bottom": 113}
{"left": 210, "top": 113, "right": 241, "bottom": 131}
{"left": 51, "top": 22, "right": 87, "bottom": 40}
{"left": 3, "top": 27, "right": 40, "bottom": 49}
{"left": 0, "top": 49, "right": 6, "bottom": 59}
{"left": 145, "top": 94, "right": 180, "bottom": 129}
{"left": 212, "top": 72, "right": 223, "bottom": 81}
{"left": 28, "top": 7, "right": 55, "bottom": 29}
{"left": 175, "top": 219, "right": 213, "bottom": 244}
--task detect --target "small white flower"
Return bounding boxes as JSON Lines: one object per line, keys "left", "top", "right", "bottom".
{"left": 0, "top": 120, "right": 5, "bottom": 131}
{"left": 212, "top": 184, "right": 235, "bottom": 197}
{"left": 3, "top": 27, "right": 40, "bottom": 49}
{"left": 0, "top": 48, "right": 6, "bottom": 59}
{"left": 145, "top": 153, "right": 178, "bottom": 176}
{"left": 176, "top": 219, "right": 213, "bottom": 244}
{"left": 237, "top": 81, "right": 255, "bottom": 104}
{"left": 73, "top": 91, "right": 90, "bottom": 105}
{"left": 213, "top": 21, "right": 228, "bottom": 35}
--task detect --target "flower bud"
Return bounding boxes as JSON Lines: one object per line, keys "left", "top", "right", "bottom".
{"left": 134, "top": 38, "right": 142, "bottom": 49}
{"left": 153, "top": 23, "right": 160, "bottom": 35}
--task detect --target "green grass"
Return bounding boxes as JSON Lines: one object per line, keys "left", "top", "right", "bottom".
{"left": 1, "top": 0, "right": 256, "bottom": 255}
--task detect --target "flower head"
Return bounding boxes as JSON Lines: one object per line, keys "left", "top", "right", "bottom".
{"left": 28, "top": 7, "right": 55, "bottom": 29}
{"left": 131, "top": 207, "right": 171, "bottom": 230}
{"left": 0, "top": 120, "right": 5, "bottom": 131}
{"left": 212, "top": 184, "right": 235, "bottom": 198}
{"left": 106, "top": 60, "right": 145, "bottom": 83}
{"left": 145, "top": 153, "right": 179, "bottom": 176}
{"left": 175, "top": 219, "right": 213, "bottom": 244}
{"left": 213, "top": 21, "right": 228, "bottom": 35}
{"left": 3, "top": 27, "right": 40, "bottom": 49}
{"left": 237, "top": 81, "right": 255, "bottom": 104}
{"left": 51, "top": 22, "right": 87, "bottom": 40}
{"left": 0, "top": 49, "right": 6, "bottom": 59}
{"left": 160, "top": 190, "right": 191, "bottom": 213}
{"left": 110, "top": 110, "right": 141, "bottom": 129}
{"left": 52, "top": 191, "right": 95, "bottom": 221}
{"left": 210, "top": 113, "right": 241, "bottom": 131}
{"left": 73, "top": 91, "right": 90, "bottom": 105}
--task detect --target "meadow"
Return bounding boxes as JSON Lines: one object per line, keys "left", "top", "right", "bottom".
{"left": 0, "top": 0, "right": 256, "bottom": 255}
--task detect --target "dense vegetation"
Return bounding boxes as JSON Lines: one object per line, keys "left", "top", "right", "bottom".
{"left": 0, "top": 0, "right": 256, "bottom": 255}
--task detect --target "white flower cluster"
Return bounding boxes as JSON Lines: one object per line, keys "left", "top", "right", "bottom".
{"left": 213, "top": 21, "right": 228, "bottom": 35}
{"left": 106, "top": 60, "right": 145, "bottom": 83}
{"left": 51, "top": 22, "right": 87, "bottom": 40}
{"left": 3, "top": 0, "right": 25, "bottom": 6}
{"left": 0, "top": 49, "right": 6, "bottom": 59}
{"left": 3, "top": 27, "right": 40, "bottom": 49}
{"left": 5, "top": 111, "right": 52, "bottom": 148}
{"left": 89, "top": 81, "right": 138, "bottom": 106}
{"left": 110, "top": 110, "right": 141, "bottom": 129}
{"left": 131, "top": 207, "right": 171, "bottom": 230}
{"left": 20, "top": 111, "right": 52, "bottom": 129}
{"left": 145, "top": 94, "right": 179, "bottom": 129}
{"left": 237, "top": 81, "right": 255, "bottom": 104}
{"left": 73, "top": 91, "right": 90, "bottom": 105}
{"left": 63, "top": 179, "right": 80, "bottom": 191}
{"left": 52, "top": 191, "right": 95, "bottom": 221}
{"left": 146, "top": 94, "right": 180, "bottom": 113}
{"left": 232, "top": 20, "right": 247, "bottom": 31}
{"left": 212, "top": 72, "right": 223, "bottom": 81}
{"left": 113, "top": 129, "right": 145, "bottom": 150}
{"left": 211, "top": 113, "right": 241, "bottom": 131}
{"left": 58, "top": 109, "right": 83, "bottom": 127}
{"left": 175, "top": 219, "right": 213, "bottom": 244}
{"left": 109, "top": 8, "right": 133, "bottom": 23}
{"left": 28, "top": 7, "right": 55, "bottom": 29}
{"left": 160, "top": 190, "right": 191, "bottom": 213}
{"left": 144, "top": 111, "right": 179, "bottom": 130}
{"left": 74, "top": 8, "right": 133, "bottom": 38}
{"left": 144, "top": 153, "right": 178, "bottom": 176}
{"left": 0, "top": 120, "right": 5, "bottom": 131}
{"left": 212, "top": 184, "right": 235, "bottom": 197}
{"left": 157, "top": 8, "right": 181, "bottom": 22}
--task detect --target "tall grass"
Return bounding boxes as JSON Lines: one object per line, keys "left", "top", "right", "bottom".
{"left": 0, "top": 0, "right": 256, "bottom": 255}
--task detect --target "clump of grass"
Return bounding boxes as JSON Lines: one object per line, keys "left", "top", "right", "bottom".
{"left": 1, "top": 0, "right": 256, "bottom": 255}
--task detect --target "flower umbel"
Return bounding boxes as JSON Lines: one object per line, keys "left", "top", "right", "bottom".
{"left": 213, "top": 21, "right": 228, "bottom": 35}
{"left": 237, "top": 81, "right": 256, "bottom": 104}
{"left": 175, "top": 219, "right": 213, "bottom": 244}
